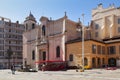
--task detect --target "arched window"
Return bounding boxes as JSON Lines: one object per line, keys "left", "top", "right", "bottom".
{"left": 98, "top": 58, "right": 101, "bottom": 67}
{"left": 42, "top": 25, "right": 46, "bottom": 36}
{"left": 108, "top": 58, "right": 116, "bottom": 67}
{"left": 69, "top": 54, "right": 73, "bottom": 61}
{"left": 32, "top": 50, "right": 35, "bottom": 60}
{"left": 56, "top": 46, "right": 60, "bottom": 58}
{"left": 84, "top": 58, "right": 88, "bottom": 66}
{"left": 32, "top": 23, "right": 35, "bottom": 29}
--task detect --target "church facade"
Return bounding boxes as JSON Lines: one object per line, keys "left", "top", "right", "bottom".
{"left": 22, "top": 12, "right": 86, "bottom": 69}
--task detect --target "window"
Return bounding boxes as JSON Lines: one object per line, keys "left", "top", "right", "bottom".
{"left": 118, "top": 27, "right": 120, "bottom": 33}
{"left": 95, "top": 24, "right": 99, "bottom": 30}
{"left": 97, "top": 45, "right": 101, "bottom": 54}
{"left": 0, "top": 46, "right": 4, "bottom": 50}
{"left": 9, "top": 29, "right": 11, "bottom": 32}
{"left": 42, "top": 25, "right": 46, "bottom": 36}
{"left": 32, "top": 23, "right": 35, "bottom": 29}
{"left": 56, "top": 46, "right": 60, "bottom": 58}
{"left": 0, "top": 28, "right": 4, "bottom": 32}
{"left": 0, "top": 40, "right": 3, "bottom": 44}
{"left": 9, "top": 41, "right": 11, "bottom": 44}
{"left": 119, "top": 46, "right": 120, "bottom": 54}
{"left": 102, "top": 46, "right": 105, "bottom": 54}
{"left": 92, "top": 44, "right": 96, "bottom": 54}
{"left": 69, "top": 54, "right": 73, "bottom": 61}
{"left": 0, "top": 52, "right": 4, "bottom": 56}
{"left": 95, "top": 32, "right": 98, "bottom": 37}
{"left": 0, "top": 34, "right": 4, "bottom": 38}
{"left": 118, "top": 18, "right": 120, "bottom": 24}
{"left": 109, "top": 46, "right": 116, "bottom": 54}
{"left": 43, "top": 52, "right": 46, "bottom": 60}
{"left": 32, "top": 50, "right": 35, "bottom": 60}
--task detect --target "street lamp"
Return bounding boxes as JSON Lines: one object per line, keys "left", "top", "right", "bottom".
{"left": 81, "top": 14, "right": 84, "bottom": 72}
{"left": 76, "top": 14, "right": 85, "bottom": 72}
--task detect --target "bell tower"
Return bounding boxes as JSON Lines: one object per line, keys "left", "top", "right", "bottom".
{"left": 24, "top": 12, "right": 36, "bottom": 31}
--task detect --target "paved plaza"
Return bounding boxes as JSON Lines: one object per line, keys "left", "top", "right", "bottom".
{"left": 0, "top": 69, "right": 120, "bottom": 80}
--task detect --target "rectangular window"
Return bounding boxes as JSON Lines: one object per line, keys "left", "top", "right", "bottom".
{"left": 119, "top": 46, "right": 120, "bottom": 54}
{"left": 0, "top": 40, "right": 4, "bottom": 44}
{"left": 92, "top": 44, "right": 96, "bottom": 54}
{"left": 32, "top": 50, "right": 35, "bottom": 60}
{"left": 118, "top": 18, "right": 120, "bottom": 24}
{"left": 69, "top": 54, "right": 73, "bottom": 61}
{"left": 0, "top": 28, "right": 4, "bottom": 32}
{"left": 0, "top": 52, "right": 4, "bottom": 56}
{"left": 0, "top": 46, "right": 4, "bottom": 50}
{"left": 102, "top": 46, "right": 105, "bottom": 54}
{"left": 118, "top": 27, "right": 120, "bottom": 33}
{"left": 95, "top": 24, "right": 99, "bottom": 30}
{"left": 97, "top": 45, "right": 101, "bottom": 54}
{"left": 95, "top": 32, "right": 98, "bottom": 37}
{"left": 0, "top": 34, "right": 4, "bottom": 38}
{"left": 109, "top": 46, "right": 116, "bottom": 54}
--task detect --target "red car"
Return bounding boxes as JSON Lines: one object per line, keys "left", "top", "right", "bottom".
{"left": 106, "top": 67, "right": 117, "bottom": 70}
{"left": 35, "top": 60, "right": 67, "bottom": 71}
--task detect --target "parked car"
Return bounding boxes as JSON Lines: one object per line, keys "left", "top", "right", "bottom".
{"left": 40, "top": 62, "right": 66, "bottom": 71}
{"left": 106, "top": 67, "right": 117, "bottom": 70}
{"left": 84, "top": 65, "right": 91, "bottom": 70}
{"left": 14, "top": 65, "right": 22, "bottom": 71}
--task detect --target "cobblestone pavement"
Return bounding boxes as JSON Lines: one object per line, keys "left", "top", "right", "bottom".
{"left": 0, "top": 69, "right": 120, "bottom": 80}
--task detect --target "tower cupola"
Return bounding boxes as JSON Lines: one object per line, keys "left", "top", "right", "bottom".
{"left": 24, "top": 12, "right": 36, "bottom": 22}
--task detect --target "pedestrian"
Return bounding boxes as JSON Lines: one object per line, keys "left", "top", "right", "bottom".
{"left": 11, "top": 64, "right": 15, "bottom": 74}
{"left": 42, "top": 63, "right": 45, "bottom": 71}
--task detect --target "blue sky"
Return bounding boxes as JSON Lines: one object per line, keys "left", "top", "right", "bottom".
{"left": 0, "top": 0, "right": 120, "bottom": 25}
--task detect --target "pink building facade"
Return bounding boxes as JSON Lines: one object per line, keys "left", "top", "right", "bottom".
{"left": 23, "top": 12, "right": 84, "bottom": 70}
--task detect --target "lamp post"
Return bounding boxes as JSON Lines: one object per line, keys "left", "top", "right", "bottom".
{"left": 13, "top": 52, "right": 16, "bottom": 65}
{"left": 76, "top": 14, "right": 85, "bottom": 72}
{"left": 81, "top": 14, "right": 84, "bottom": 72}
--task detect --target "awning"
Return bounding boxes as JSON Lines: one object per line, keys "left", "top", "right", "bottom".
{"left": 35, "top": 60, "right": 65, "bottom": 64}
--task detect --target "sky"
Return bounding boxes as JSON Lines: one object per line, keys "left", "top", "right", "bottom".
{"left": 0, "top": 0, "right": 120, "bottom": 25}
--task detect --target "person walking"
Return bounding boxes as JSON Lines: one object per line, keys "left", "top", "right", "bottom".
{"left": 42, "top": 63, "right": 45, "bottom": 71}
{"left": 11, "top": 64, "right": 15, "bottom": 74}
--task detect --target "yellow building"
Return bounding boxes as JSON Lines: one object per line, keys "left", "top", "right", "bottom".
{"left": 66, "top": 39, "right": 106, "bottom": 68}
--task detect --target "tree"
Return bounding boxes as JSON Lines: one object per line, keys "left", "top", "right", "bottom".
{"left": 7, "top": 49, "right": 13, "bottom": 69}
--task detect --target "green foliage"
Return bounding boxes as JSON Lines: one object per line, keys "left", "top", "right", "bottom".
{"left": 7, "top": 49, "right": 13, "bottom": 59}
{"left": 6, "top": 49, "right": 13, "bottom": 68}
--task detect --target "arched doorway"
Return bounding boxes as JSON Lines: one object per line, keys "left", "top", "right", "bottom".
{"left": 92, "top": 58, "right": 96, "bottom": 68}
{"left": 84, "top": 58, "right": 88, "bottom": 66}
{"left": 108, "top": 58, "right": 116, "bottom": 67}
{"left": 97, "top": 58, "right": 101, "bottom": 68}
